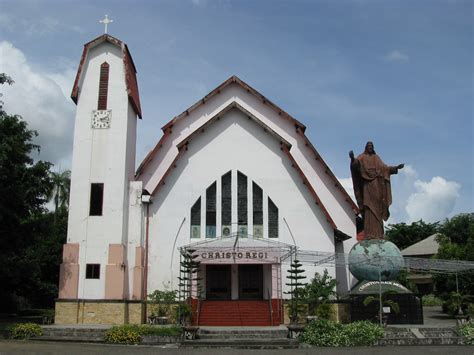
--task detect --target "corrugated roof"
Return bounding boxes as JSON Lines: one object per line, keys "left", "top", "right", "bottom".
{"left": 401, "top": 233, "right": 440, "bottom": 256}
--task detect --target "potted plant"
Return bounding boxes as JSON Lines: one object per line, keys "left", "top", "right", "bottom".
{"left": 363, "top": 291, "right": 400, "bottom": 326}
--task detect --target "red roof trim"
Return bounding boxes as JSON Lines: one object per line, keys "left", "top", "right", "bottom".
{"left": 137, "top": 76, "right": 357, "bottom": 216}
{"left": 175, "top": 102, "right": 292, "bottom": 150}
{"left": 161, "top": 75, "right": 306, "bottom": 132}
{"left": 151, "top": 147, "right": 186, "bottom": 196}
{"left": 71, "top": 34, "right": 142, "bottom": 118}
{"left": 148, "top": 106, "right": 338, "bottom": 232}
{"left": 295, "top": 130, "right": 359, "bottom": 214}
{"left": 281, "top": 145, "right": 338, "bottom": 230}
{"left": 135, "top": 126, "right": 172, "bottom": 177}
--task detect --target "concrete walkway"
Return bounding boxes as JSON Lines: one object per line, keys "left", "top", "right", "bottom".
{"left": 0, "top": 341, "right": 472, "bottom": 355}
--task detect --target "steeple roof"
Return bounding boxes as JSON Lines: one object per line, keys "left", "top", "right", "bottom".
{"left": 71, "top": 34, "right": 142, "bottom": 118}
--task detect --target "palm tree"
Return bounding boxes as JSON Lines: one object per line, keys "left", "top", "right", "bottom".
{"left": 48, "top": 170, "right": 71, "bottom": 220}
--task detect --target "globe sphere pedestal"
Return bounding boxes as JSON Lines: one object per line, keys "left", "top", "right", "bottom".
{"left": 348, "top": 239, "right": 405, "bottom": 281}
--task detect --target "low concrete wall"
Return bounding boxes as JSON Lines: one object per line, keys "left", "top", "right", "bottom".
{"left": 55, "top": 300, "right": 143, "bottom": 325}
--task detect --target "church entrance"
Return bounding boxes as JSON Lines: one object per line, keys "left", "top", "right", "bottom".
{"left": 206, "top": 265, "right": 231, "bottom": 300}
{"left": 239, "top": 264, "right": 263, "bottom": 299}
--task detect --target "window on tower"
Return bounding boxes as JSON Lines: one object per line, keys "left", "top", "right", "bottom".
{"left": 86, "top": 264, "right": 100, "bottom": 279}
{"left": 89, "top": 183, "right": 104, "bottom": 216}
{"left": 97, "top": 62, "right": 110, "bottom": 110}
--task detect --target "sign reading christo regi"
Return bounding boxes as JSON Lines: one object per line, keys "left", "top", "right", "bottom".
{"left": 195, "top": 249, "right": 280, "bottom": 264}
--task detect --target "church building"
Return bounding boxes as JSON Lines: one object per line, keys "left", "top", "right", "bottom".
{"left": 55, "top": 33, "right": 359, "bottom": 325}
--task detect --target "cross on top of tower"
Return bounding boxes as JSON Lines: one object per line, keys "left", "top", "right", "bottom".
{"left": 99, "top": 14, "right": 113, "bottom": 34}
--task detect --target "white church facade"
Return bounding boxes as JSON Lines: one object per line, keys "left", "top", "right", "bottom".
{"left": 55, "top": 34, "right": 359, "bottom": 325}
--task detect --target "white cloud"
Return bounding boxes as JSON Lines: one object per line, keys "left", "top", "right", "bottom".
{"left": 400, "top": 164, "right": 417, "bottom": 178}
{"left": 384, "top": 50, "right": 409, "bottom": 62}
{"left": 0, "top": 41, "right": 75, "bottom": 168}
{"left": 406, "top": 176, "right": 460, "bottom": 223}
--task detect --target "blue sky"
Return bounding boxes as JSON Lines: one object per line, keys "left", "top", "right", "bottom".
{"left": 1, "top": 0, "right": 472, "bottom": 224}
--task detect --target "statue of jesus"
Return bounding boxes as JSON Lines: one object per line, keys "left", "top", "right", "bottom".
{"left": 349, "top": 141, "right": 404, "bottom": 239}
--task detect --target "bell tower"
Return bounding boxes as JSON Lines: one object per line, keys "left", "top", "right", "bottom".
{"left": 57, "top": 32, "right": 142, "bottom": 308}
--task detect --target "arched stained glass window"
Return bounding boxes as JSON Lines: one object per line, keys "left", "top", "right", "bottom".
{"left": 268, "top": 197, "right": 278, "bottom": 238}
{"left": 237, "top": 171, "right": 248, "bottom": 236}
{"left": 190, "top": 197, "right": 201, "bottom": 239}
{"left": 206, "top": 182, "right": 216, "bottom": 238}
{"left": 221, "top": 171, "right": 231, "bottom": 236}
{"left": 253, "top": 182, "right": 263, "bottom": 238}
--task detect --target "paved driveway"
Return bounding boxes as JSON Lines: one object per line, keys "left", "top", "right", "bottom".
{"left": 0, "top": 341, "right": 472, "bottom": 355}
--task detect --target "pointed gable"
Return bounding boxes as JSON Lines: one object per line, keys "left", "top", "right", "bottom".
{"left": 136, "top": 76, "right": 358, "bottom": 239}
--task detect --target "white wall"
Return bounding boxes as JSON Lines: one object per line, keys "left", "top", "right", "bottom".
{"left": 145, "top": 108, "right": 337, "bottom": 295}
{"left": 67, "top": 42, "right": 138, "bottom": 299}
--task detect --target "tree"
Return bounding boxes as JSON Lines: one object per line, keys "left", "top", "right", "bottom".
{"left": 303, "top": 269, "right": 337, "bottom": 317}
{"left": 385, "top": 220, "right": 439, "bottom": 250}
{"left": 0, "top": 74, "right": 64, "bottom": 310}
{"left": 285, "top": 258, "right": 307, "bottom": 323}
{"left": 48, "top": 169, "right": 71, "bottom": 222}
{"left": 434, "top": 213, "right": 474, "bottom": 297}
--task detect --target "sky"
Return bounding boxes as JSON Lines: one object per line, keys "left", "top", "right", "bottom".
{"left": 0, "top": 0, "right": 472, "bottom": 225}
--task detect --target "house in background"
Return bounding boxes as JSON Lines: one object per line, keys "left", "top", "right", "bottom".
{"left": 401, "top": 234, "right": 440, "bottom": 294}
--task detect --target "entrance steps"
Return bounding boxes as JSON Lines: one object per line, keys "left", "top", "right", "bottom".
{"left": 198, "top": 300, "right": 272, "bottom": 326}
{"left": 377, "top": 327, "right": 465, "bottom": 345}
{"left": 182, "top": 326, "right": 298, "bottom": 349}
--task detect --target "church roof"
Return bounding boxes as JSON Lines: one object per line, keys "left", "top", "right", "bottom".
{"left": 136, "top": 76, "right": 359, "bottom": 240}
{"left": 71, "top": 34, "right": 142, "bottom": 118}
{"left": 161, "top": 75, "right": 306, "bottom": 132}
{"left": 137, "top": 75, "right": 358, "bottom": 215}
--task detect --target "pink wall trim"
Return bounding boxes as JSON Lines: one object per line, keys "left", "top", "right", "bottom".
{"left": 108, "top": 244, "right": 126, "bottom": 264}
{"left": 105, "top": 244, "right": 127, "bottom": 299}
{"left": 62, "top": 243, "right": 79, "bottom": 264}
{"left": 105, "top": 265, "right": 126, "bottom": 299}
{"left": 131, "top": 247, "right": 144, "bottom": 300}
{"left": 58, "top": 243, "right": 80, "bottom": 298}
{"left": 135, "top": 246, "right": 144, "bottom": 267}
{"left": 132, "top": 267, "right": 143, "bottom": 300}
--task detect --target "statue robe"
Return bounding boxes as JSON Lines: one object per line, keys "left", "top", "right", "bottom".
{"left": 351, "top": 152, "right": 398, "bottom": 239}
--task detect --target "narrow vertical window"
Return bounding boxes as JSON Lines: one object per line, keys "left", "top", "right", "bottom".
{"left": 190, "top": 197, "right": 201, "bottom": 239}
{"left": 97, "top": 62, "right": 109, "bottom": 110}
{"left": 253, "top": 182, "right": 263, "bottom": 238}
{"left": 268, "top": 197, "right": 278, "bottom": 238}
{"left": 86, "top": 264, "right": 100, "bottom": 279}
{"left": 206, "top": 182, "right": 216, "bottom": 238}
{"left": 89, "top": 183, "right": 104, "bottom": 216}
{"left": 221, "top": 171, "right": 232, "bottom": 236}
{"left": 237, "top": 171, "right": 248, "bottom": 236}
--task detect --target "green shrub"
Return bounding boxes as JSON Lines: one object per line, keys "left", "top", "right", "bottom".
{"left": 422, "top": 294, "right": 443, "bottom": 307}
{"left": 136, "top": 325, "right": 181, "bottom": 336}
{"left": 300, "top": 319, "right": 345, "bottom": 346}
{"left": 467, "top": 304, "right": 474, "bottom": 317}
{"left": 458, "top": 321, "right": 474, "bottom": 345}
{"left": 300, "top": 319, "right": 384, "bottom": 347}
{"left": 104, "top": 325, "right": 141, "bottom": 345}
{"left": 11, "top": 323, "right": 42, "bottom": 339}
{"left": 342, "top": 321, "right": 384, "bottom": 346}
{"left": 104, "top": 324, "right": 182, "bottom": 344}
{"left": 315, "top": 303, "right": 333, "bottom": 320}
